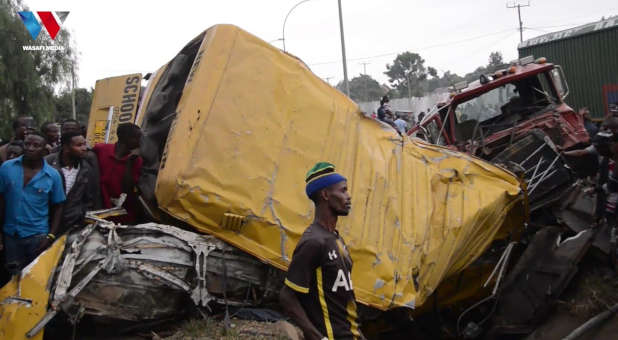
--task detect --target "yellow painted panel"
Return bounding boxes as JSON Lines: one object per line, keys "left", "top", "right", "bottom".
{"left": 155, "top": 25, "right": 523, "bottom": 310}
{"left": 86, "top": 73, "right": 142, "bottom": 145}
{"left": 135, "top": 64, "right": 167, "bottom": 127}
{"left": 0, "top": 236, "right": 67, "bottom": 340}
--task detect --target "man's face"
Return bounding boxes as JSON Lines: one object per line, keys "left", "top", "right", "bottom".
{"left": 45, "top": 125, "right": 60, "bottom": 145}
{"left": 67, "top": 135, "right": 87, "bottom": 159}
{"left": 23, "top": 135, "right": 46, "bottom": 162}
{"left": 126, "top": 130, "right": 142, "bottom": 150}
{"left": 15, "top": 117, "right": 33, "bottom": 140}
{"left": 324, "top": 180, "right": 352, "bottom": 216}
{"left": 62, "top": 122, "right": 81, "bottom": 135}
{"left": 6, "top": 145, "right": 23, "bottom": 160}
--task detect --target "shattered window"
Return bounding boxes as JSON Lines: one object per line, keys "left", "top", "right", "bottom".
{"left": 455, "top": 84, "right": 517, "bottom": 124}
{"left": 538, "top": 72, "right": 559, "bottom": 103}
{"left": 425, "top": 119, "right": 446, "bottom": 145}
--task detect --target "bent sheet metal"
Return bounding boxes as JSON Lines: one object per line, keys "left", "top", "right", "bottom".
{"left": 0, "top": 236, "right": 66, "bottom": 340}
{"left": 153, "top": 24, "right": 524, "bottom": 310}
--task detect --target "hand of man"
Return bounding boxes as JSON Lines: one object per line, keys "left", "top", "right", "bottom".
{"left": 35, "top": 237, "right": 52, "bottom": 254}
{"left": 128, "top": 148, "right": 140, "bottom": 161}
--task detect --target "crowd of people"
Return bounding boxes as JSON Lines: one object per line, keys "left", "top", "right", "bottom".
{"left": 0, "top": 117, "right": 144, "bottom": 283}
{"left": 375, "top": 95, "right": 423, "bottom": 136}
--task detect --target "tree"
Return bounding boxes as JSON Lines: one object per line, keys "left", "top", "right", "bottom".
{"left": 384, "top": 52, "right": 431, "bottom": 98}
{"left": 0, "top": 0, "right": 77, "bottom": 140}
{"left": 54, "top": 88, "right": 93, "bottom": 124}
{"left": 463, "top": 66, "right": 489, "bottom": 83}
{"left": 487, "top": 51, "right": 504, "bottom": 73}
{"left": 336, "top": 74, "right": 384, "bottom": 102}
{"left": 426, "top": 70, "right": 464, "bottom": 92}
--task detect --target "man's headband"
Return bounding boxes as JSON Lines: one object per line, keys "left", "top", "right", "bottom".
{"left": 305, "top": 162, "right": 346, "bottom": 198}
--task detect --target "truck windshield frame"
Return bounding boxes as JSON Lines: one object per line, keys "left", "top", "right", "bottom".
{"left": 453, "top": 71, "right": 560, "bottom": 126}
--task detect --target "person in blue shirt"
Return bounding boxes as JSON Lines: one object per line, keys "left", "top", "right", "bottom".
{"left": 0, "top": 132, "right": 65, "bottom": 276}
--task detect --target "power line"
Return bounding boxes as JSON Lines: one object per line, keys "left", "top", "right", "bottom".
{"left": 309, "top": 28, "right": 517, "bottom": 67}
{"left": 507, "top": 1, "right": 531, "bottom": 43}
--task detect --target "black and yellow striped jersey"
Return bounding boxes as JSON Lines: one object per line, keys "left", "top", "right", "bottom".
{"left": 285, "top": 223, "right": 361, "bottom": 340}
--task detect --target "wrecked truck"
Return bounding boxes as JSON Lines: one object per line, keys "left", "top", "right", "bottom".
{"left": 411, "top": 57, "right": 590, "bottom": 212}
{"left": 1, "top": 24, "right": 527, "bottom": 339}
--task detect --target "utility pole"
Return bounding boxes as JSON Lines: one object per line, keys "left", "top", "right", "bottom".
{"left": 71, "top": 62, "right": 76, "bottom": 120}
{"left": 337, "top": 0, "right": 350, "bottom": 97}
{"left": 407, "top": 61, "right": 412, "bottom": 105}
{"left": 507, "top": 1, "right": 530, "bottom": 43}
{"left": 282, "top": 0, "right": 313, "bottom": 52}
{"left": 360, "top": 62, "right": 370, "bottom": 75}
{"left": 359, "top": 62, "right": 370, "bottom": 102}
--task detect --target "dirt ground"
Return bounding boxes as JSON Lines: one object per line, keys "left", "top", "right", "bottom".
{"left": 525, "top": 253, "right": 618, "bottom": 340}
{"left": 49, "top": 253, "right": 618, "bottom": 340}
{"left": 157, "top": 318, "right": 295, "bottom": 340}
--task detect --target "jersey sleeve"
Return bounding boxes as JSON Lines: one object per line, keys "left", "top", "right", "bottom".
{"left": 285, "top": 238, "right": 322, "bottom": 294}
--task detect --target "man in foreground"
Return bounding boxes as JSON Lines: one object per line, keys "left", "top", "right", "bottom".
{"left": 280, "top": 162, "right": 363, "bottom": 340}
{"left": 93, "top": 123, "right": 143, "bottom": 224}
{"left": 0, "top": 133, "right": 65, "bottom": 275}
{"left": 46, "top": 131, "right": 100, "bottom": 235}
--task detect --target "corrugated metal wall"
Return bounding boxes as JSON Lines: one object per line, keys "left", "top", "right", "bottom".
{"left": 519, "top": 27, "right": 618, "bottom": 119}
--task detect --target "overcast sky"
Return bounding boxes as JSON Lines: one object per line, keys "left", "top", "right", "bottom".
{"left": 22, "top": 0, "right": 618, "bottom": 89}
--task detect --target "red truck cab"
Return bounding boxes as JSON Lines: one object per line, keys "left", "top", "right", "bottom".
{"left": 410, "top": 57, "right": 589, "bottom": 159}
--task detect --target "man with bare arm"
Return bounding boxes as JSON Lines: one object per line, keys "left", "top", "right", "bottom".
{"left": 280, "top": 162, "right": 364, "bottom": 340}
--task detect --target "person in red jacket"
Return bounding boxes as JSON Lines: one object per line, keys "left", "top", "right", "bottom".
{"left": 93, "top": 123, "right": 143, "bottom": 224}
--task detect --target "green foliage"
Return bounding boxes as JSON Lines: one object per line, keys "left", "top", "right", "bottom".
{"left": 0, "top": 0, "right": 78, "bottom": 140}
{"left": 399, "top": 51, "right": 506, "bottom": 95}
{"left": 488, "top": 51, "right": 504, "bottom": 72}
{"left": 384, "top": 52, "right": 432, "bottom": 97}
{"left": 54, "top": 88, "right": 93, "bottom": 124}
{"left": 336, "top": 74, "right": 385, "bottom": 102}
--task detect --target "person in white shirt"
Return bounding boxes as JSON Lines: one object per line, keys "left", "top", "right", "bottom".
{"left": 45, "top": 131, "right": 100, "bottom": 235}
{"left": 394, "top": 116, "right": 408, "bottom": 135}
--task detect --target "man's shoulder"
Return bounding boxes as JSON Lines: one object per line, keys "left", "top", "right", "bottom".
{"left": 0, "top": 157, "right": 20, "bottom": 171}
{"left": 93, "top": 143, "right": 114, "bottom": 154}
{"left": 298, "top": 224, "right": 333, "bottom": 247}
{"left": 42, "top": 160, "right": 62, "bottom": 180}
{"left": 45, "top": 152, "right": 60, "bottom": 166}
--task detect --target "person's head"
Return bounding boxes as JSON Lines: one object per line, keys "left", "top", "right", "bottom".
{"left": 602, "top": 116, "right": 618, "bottom": 136}
{"left": 61, "top": 119, "right": 82, "bottom": 135}
{"left": 61, "top": 131, "right": 87, "bottom": 159}
{"left": 380, "top": 95, "right": 389, "bottom": 106}
{"left": 6, "top": 141, "right": 24, "bottom": 160}
{"left": 41, "top": 122, "right": 59, "bottom": 145}
{"left": 22, "top": 132, "right": 47, "bottom": 162}
{"left": 13, "top": 116, "right": 33, "bottom": 140}
{"left": 116, "top": 123, "right": 142, "bottom": 149}
{"left": 305, "top": 162, "right": 351, "bottom": 216}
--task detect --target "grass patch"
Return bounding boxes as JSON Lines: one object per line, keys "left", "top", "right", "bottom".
{"left": 163, "top": 317, "right": 292, "bottom": 340}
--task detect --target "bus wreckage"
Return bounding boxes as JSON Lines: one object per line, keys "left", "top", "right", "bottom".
{"left": 1, "top": 25, "right": 541, "bottom": 339}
